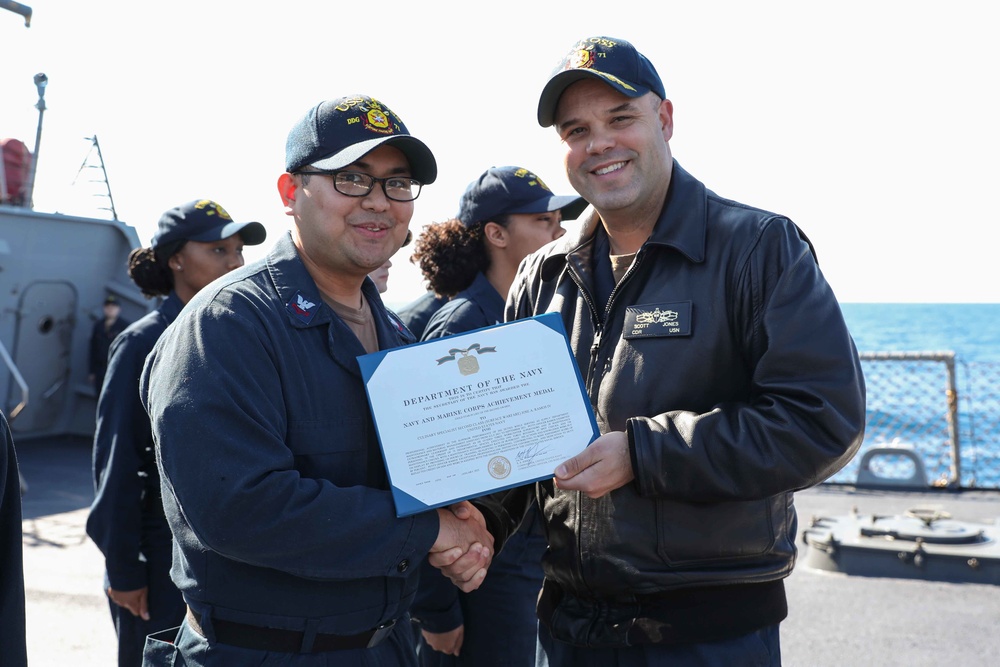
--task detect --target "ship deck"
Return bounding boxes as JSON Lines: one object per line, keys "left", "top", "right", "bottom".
{"left": 16, "top": 437, "right": 1000, "bottom": 666}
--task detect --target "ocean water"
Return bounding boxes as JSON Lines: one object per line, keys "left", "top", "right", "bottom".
{"left": 388, "top": 299, "right": 1000, "bottom": 486}
{"left": 838, "top": 303, "right": 1000, "bottom": 487}
{"left": 839, "top": 303, "right": 1000, "bottom": 362}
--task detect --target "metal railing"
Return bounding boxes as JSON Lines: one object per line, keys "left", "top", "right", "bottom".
{"left": 0, "top": 337, "right": 30, "bottom": 494}
{"left": 0, "top": 338, "right": 29, "bottom": 420}
{"left": 827, "top": 351, "right": 1000, "bottom": 489}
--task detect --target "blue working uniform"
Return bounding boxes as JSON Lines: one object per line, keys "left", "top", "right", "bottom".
{"left": 139, "top": 233, "right": 438, "bottom": 665}
{"left": 413, "top": 271, "right": 547, "bottom": 667}
{"left": 1, "top": 411, "right": 27, "bottom": 667}
{"left": 89, "top": 313, "right": 130, "bottom": 391}
{"left": 396, "top": 290, "right": 449, "bottom": 340}
{"left": 86, "top": 293, "right": 186, "bottom": 667}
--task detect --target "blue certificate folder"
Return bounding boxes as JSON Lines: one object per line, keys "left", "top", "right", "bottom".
{"left": 358, "top": 312, "right": 599, "bottom": 517}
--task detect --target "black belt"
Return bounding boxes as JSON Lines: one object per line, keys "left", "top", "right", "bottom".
{"left": 185, "top": 607, "right": 396, "bottom": 653}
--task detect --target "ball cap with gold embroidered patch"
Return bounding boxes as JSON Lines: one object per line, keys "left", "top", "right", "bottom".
{"left": 151, "top": 199, "right": 267, "bottom": 251}
{"left": 537, "top": 36, "right": 665, "bottom": 128}
{"left": 457, "top": 166, "right": 587, "bottom": 227}
{"left": 285, "top": 95, "right": 437, "bottom": 184}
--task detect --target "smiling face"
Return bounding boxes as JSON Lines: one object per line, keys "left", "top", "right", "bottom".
{"left": 554, "top": 78, "right": 674, "bottom": 225}
{"left": 281, "top": 144, "right": 414, "bottom": 290}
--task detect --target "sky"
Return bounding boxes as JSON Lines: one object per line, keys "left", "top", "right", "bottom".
{"left": 3, "top": 1, "right": 998, "bottom": 307}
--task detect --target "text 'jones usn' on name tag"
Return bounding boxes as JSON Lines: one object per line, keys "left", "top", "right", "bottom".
{"left": 623, "top": 301, "right": 692, "bottom": 339}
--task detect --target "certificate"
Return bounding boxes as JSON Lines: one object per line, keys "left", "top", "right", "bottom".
{"left": 358, "top": 312, "right": 599, "bottom": 517}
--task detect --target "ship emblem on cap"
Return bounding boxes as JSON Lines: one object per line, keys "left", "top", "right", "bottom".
{"left": 367, "top": 109, "right": 390, "bottom": 130}
{"left": 193, "top": 200, "right": 233, "bottom": 221}
{"left": 569, "top": 48, "right": 595, "bottom": 69}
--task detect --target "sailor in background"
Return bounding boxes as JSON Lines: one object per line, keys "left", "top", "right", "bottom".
{"left": 86, "top": 199, "right": 266, "bottom": 667}
{"left": 89, "top": 294, "right": 131, "bottom": 391}
{"left": 395, "top": 220, "right": 445, "bottom": 339}
{"left": 1, "top": 410, "right": 27, "bottom": 667}
{"left": 394, "top": 290, "right": 448, "bottom": 339}
{"left": 368, "top": 230, "right": 413, "bottom": 295}
{"left": 408, "top": 165, "right": 584, "bottom": 667}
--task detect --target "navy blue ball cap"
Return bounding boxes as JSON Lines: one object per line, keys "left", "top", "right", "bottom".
{"left": 537, "top": 36, "right": 665, "bottom": 127}
{"left": 285, "top": 95, "right": 437, "bottom": 184}
{"left": 151, "top": 199, "right": 267, "bottom": 250}
{"left": 457, "top": 166, "right": 586, "bottom": 227}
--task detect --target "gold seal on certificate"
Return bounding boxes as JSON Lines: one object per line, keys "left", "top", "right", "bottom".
{"left": 358, "top": 313, "right": 599, "bottom": 517}
{"left": 488, "top": 456, "right": 512, "bottom": 479}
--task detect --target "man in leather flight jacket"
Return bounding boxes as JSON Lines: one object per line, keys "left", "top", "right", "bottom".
{"left": 446, "top": 36, "right": 866, "bottom": 667}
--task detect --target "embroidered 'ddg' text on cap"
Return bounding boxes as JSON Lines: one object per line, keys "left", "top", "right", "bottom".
{"left": 623, "top": 302, "right": 692, "bottom": 339}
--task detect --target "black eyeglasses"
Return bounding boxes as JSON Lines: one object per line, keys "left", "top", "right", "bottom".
{"left": 295, "top": 170, "right": 422, "bottom": 202}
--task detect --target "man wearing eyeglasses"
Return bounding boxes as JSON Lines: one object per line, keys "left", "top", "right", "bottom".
{"left": 139, "top": 95, "right": 494, "bottom": 666}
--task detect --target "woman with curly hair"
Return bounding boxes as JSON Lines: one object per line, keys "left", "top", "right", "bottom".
{"left": 86, "top": 199, "right": 265, "bottom": 667}
{"left": 407, "top": 166, "right": 585, "bottom": 666}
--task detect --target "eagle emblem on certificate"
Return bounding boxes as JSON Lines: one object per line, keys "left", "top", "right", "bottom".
{"left": 435, "top": 343, "right": 497, "bottom": 376}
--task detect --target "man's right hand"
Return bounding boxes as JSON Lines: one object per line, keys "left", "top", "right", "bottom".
{"left": 107, "top": 585, "right": 150, "bottom": 620}
{"left": 430, "top": 501, "right": 494, "bottom": 592}
{"left": 422, "top": 625, "right": 464, "bottom": 656}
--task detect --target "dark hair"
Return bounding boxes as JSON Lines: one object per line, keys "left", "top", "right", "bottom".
{"left": 410, "top": 215, "right": 510, "bottom": 298}
{"left": 127, "top": 244, "right": 180, "bottom": 298}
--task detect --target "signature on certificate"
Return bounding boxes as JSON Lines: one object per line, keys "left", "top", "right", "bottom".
{"left": 515, "top": 443, "right": 553, "bottom": 466}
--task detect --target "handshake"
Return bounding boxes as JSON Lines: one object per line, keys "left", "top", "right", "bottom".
{"left": 430, "top": 502, "right": 495, "bottom": 592}
{"left": 425, "top": 430, "right": 635, "bottom": 592}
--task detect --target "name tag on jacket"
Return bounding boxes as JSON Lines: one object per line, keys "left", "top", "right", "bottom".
{"left": 623, "top": 302, "right": 692, "bottom": 339}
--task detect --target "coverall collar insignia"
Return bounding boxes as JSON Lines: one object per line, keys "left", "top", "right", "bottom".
{"left": 287, "top": 290, "right": 319, "bottom": 324}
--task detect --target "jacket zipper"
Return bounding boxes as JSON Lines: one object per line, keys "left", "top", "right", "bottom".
{"left": 566, "top": 265, "right": 604, "bottom": 396}
{"left": 564, "top": 248, "right": 645, "bottom": 592}
{"left": 580, "top": 249, "right": 646, "bottom": 396}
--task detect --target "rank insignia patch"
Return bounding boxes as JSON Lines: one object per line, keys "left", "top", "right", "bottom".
{"left": 287, "top": 291, "right": 319, "bottom": 324}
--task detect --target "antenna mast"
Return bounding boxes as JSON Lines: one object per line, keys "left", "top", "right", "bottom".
{"left": 72, "top": 135, "right": 119, "bottom": 221}
{"left": 23, "top": 71, "right": 46, "bottom": 209}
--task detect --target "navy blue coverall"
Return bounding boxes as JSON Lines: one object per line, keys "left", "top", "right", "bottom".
{"left": 413, "top": 271, "right": 547, "bottom": 667}
{"left": 139, "top": 233, "right": 440, "bottom": 666}
{"left": 86, "top": 293, "right": 186, "bottom": 667}
{"left": 1, "top": 411, "right": 27, "bottom": 667}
